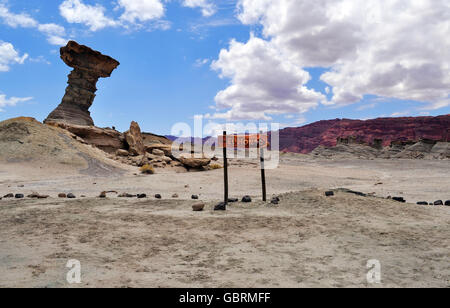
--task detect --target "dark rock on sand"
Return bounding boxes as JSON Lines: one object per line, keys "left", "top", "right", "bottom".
{"left": 434, "top": 200, "right": 443, "bottom": 206}
{"left": 15, "top": 194, "right": 24, "bottom": 199}
{"left": 137, "top": 194, "right": 147, "bottom": 199}
{"left": 325, "top": 191, "right": 334, "bottom": 197}
{"left": 445, "top": 200, "right": 450, "bottom": 206}
{"left": 228, "top": 198, "right": 239, "bottom": 203}
{"left": 3, "top": 193, "right": 14, "bottom": 198}
{"left": 417, "top": 202, "right": 429, "bottom": 205}
{"left": 155, "top": 194, "right": 162, "bottom": 199}
{"left": 392, "top": 197, "right": 406, "bottom": 203}
{"left": 191, "top": 195, "right": 199, "bottom": 200}
{"left": 192, "top": 203, "right": 205, "bottom": 212}
{"left": 58, "top": 193, "right": 67, "bottom": 198}
{"left": 242, "top": 196, "right": 252, "bottom": 203}
{"left": 67, "top": 193, "right": 76, "bottom": 199}
{"left": 214, "top": 202, "right": 227, "bottom": 211}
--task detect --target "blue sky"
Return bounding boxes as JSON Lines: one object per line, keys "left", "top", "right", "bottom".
{"left": 0, "top": 0, "right": 448, "bottom": 135}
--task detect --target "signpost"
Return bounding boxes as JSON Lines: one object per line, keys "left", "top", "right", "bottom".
{"left": 219, "top": 132, "right": 269, "bottom": 204}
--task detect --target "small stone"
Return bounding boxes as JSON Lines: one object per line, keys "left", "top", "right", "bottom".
{"left": 242, "top": 196, "right": 252, "bottom": 203}
{"left": 3, "top": 193, "right": 14, "bottom": 198}
{"left": 184, "top": 185, "right": 190, "bottom": 188}
{"left": 67, "top": 193, "right": 76, "bottom": 199}
{"left": 99, "top": 191, "right": 107, "bottom": 198}
{"left": 271, "top": 198, "right": 279, "bottom": 205}
{"left": 417, "top": 202, "right": 428, "bottom": 205}
{"left": 191, "top": 195, "right": 199, "bottom": 200}
{"left": 58, "top": 193, "right": 67, "bottom": 198}
{"left": 214, "top": 202, "right": 227, "bottom": 211}
{"left": 434, "top": 200, "right": 443, "bottom": 206}
{"left": 228, "top": 198, "right": 239, "bottom": 203}
{"left": 152, "top": 149, "right": 165, "bottom": 157}
{"left": 119, "top": 193, "right": 135, "bottom": 198}
{"left": 155, "top": 194, "right": 162, "bottom": 199}
{"left": 116, "top": 149, "right": 129, "bottom": 157}
{"left": 27, "top": 193, "right": 49, "bottom": 199}
{"left": 392, "top": 197, "right": 406, "bottom": 203}
{"left": 445, "top": 200, "right": 450, "bottom": 206}
{"left": 137, "top": 194, "right": 147, "bottom": 199}
{"left": 192, "top": 203, "right": 205, "bottom": 212}
{"left": 15, "top": 194, "right": 24, "bottom": 199}
{"left": 172, "top": 194, "right": 179, "bottom": 198}
{"left": 325, "top": 191, "right": 334, "bottom": 197}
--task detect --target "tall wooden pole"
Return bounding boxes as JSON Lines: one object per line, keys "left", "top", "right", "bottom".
{"left": 260, "top": 132, "right": 267, "bottom": 202}
{"left": 223, "top": 131, "right": 229, "bottom": 205}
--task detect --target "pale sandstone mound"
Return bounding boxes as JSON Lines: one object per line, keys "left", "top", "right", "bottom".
{"left": 0, "top": 117, "right": 126, "bottom": 176}
{"left": 44, "top": 41, "right": 120, "bottom": 126}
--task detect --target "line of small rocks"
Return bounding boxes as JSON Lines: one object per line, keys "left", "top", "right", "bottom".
{"left": 324, "top": 190, "right": 450, "bottom": 206}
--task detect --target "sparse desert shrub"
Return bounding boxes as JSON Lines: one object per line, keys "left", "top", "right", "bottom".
{"left": 140, "top": 164, "right": 155, "bottom": 174}
{"left": 209, "top": 163, "right": 223, "bottom": 170}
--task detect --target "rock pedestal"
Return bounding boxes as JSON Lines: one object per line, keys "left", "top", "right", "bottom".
{"left": 44, "top": 41, "right": 120, "bottom": 126}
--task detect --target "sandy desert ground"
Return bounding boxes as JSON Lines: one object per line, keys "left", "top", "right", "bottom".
{"left": 0, "top": 155, "right": 449, "bottom": 288}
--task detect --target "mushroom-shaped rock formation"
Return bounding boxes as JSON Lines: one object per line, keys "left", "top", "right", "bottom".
{"left": 44, "top": 41, "right": 120, "bottom": 126}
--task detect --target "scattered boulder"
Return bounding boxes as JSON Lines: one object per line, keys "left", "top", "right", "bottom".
{"left": 58, "top": 193, "right": 67, "bottom": 198}
{"left": 178, "top": 154, "right": 211, "bottom": 169}
{"left": 145, "top": 144, "right": 173, "bottom": 156}
{"left": 155, "top": 194, "right": 162, "bottom": 199}
{"left": 434, "top": 200, "right": 443, "bottom": 206}
{"left": 242, "top": 196, "right": 252, "bottom": 203}
{"left": 214, "top": 202, "right": 227, "bottom": 211}
{"left": 325, "top": 191, "right": 334, "bottom": 197}
{"left": 124, "top": 121, "right": 145, "bottom": 156}
{"left": 15, "top": 194, "right": 24, "bottom": 199}
{"left": 417, "top": 202, "right": 429, "bottom": 205}
{"left": 192, "top": 203, "right": 205, "bottom": 212}
{"left": 67, "top": 193, "right": 76, "bottom": 199}
{"left": 191, "top": 195, "right": 199, "bottom": 200}
{"left": 392, "top": 197, "right": 406, "bottom": 203}
{"left": 152, "top": 149, "right": 165, "bottom": 157}
{"left": 3, "top": 193, "right": 14, "bottom": 198}
{"left": 116, "top": 149, "right": 129, "bottom": 157}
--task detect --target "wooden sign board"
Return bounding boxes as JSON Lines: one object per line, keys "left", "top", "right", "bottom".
{"left": 218, "top": 134, "right": 269, "bottom": 149}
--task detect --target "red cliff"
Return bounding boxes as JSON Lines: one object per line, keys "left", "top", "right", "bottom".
{"left": 275, "top": 114, "right": 450, "bottom": 154}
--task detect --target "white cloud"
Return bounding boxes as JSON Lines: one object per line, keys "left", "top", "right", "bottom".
{"left": 38, "top": 23, "right": 68, "bottom": 46}
{"left": 0, "top": 93, "right": 32, "bottom": 112}
{"left": 0, "top": 4, "right": 37, "bottom": 28}
{"left": 182, "top": 0, "right": 216, "bottom": 17}
{"left": 0, "top": 41, "right": 28, "bottom": 72}
{"left": 60, "top": 0, "right": 118, "bottom": 31}
{"left": 233, "top": 0, "right": 450, "bottom": 113}
{"left": 209, "top": 35, "right": 325, "bottom": 121}
{"left": 0, "top": 4, "right": 67, "bottom": 46}
{"left": 118, "top": 0, "right": 165, "bottom": 23}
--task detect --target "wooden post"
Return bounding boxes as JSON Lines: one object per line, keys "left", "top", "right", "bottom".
{"left": 223, "top": 131, "right": 229, "bottom": 205}
{"left": 260, "top": 132, "right": 267, "bottom": 202}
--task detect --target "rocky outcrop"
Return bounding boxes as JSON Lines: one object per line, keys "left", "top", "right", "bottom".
{"left": 275, "top": 115, "right": 450, "bottom": 154}
{"left": 124, "top": 121, "right": 145, "bottom": 156}
{"left": 48, "top": 122, "right": 125, "bottom": 154}
{"left": 44, "top": 41, "right": 120, "bottom": 126}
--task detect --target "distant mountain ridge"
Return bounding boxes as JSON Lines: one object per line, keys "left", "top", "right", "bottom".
{"left": 275, "top": 114, "right": 450, "bottom": 154}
